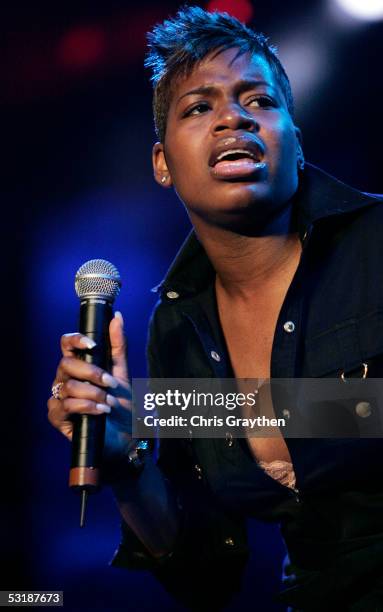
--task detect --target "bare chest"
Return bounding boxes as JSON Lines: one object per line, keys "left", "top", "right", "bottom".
{"left": 217, "top": 293, "right": 291, "bottom": 463}
{"left": 218, "top": 298, "right": 280, "bottom": 378}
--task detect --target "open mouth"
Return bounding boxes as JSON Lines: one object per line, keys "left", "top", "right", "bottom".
{"left": 214, "top": 149, "right": 261, "bottom": 164}
{"left": 211, "top": 147, "right": 266, "bottom": 179}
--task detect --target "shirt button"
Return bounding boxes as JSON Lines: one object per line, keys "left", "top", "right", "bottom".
{"left": 224, "top": 537, "right": 235, "bottom": 546}
{"left": 282, "top": 409, "right": 291, "bottom": 419}
{"left": 210, "top": 350, "right": 221, "bottom": 362}
{"left": 225, "top": 432, "right": 234, "bottom": 447}
{"left": 166, "top": 290, "right": 179, "bottom": 299}
{"left": 355, "top": 401, "right": 372, "bottom": 418}
{"left": 283, "top": 321, "right": 295, "bottom": 333}
{"left": 194, "top": 464, "right": 203, "bottom": 479}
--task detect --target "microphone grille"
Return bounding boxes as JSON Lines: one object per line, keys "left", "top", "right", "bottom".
{"left": 75, "top": 259, "right": 121, "bottom": 301}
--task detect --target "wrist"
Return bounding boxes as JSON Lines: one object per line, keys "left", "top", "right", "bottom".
{"left": 125, "top": 439, "right": 151, "bottom": 474}
{"left": 101, "top": 438, "right": 153, "bottom": 487}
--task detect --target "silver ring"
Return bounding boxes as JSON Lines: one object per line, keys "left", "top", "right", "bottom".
{"left": 51, "top": 382, "right": 64, "bottom": 400}
{"left": 340, "top": 362, "right": 368, "bottom": 383}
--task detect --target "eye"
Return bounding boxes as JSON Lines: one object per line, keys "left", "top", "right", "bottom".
{"left": 247, "top": 95, "right": 277, "bottom": 109}
{"left": 183, "top": 102, "right": 211, "bottom": 117}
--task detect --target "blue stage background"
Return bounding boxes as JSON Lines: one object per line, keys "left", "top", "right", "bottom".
{"left": 4, "top": 0, "right": 383, "bottom": 609}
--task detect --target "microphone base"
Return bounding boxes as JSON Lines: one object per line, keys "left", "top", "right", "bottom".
{"left": 69, "top": 466, "right": 100, "bottom": 489}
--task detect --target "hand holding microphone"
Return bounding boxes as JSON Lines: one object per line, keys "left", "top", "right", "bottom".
{"left": 47, "top": 260, "right": 135, "bottom": 525}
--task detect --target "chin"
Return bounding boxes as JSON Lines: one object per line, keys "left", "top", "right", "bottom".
{"left": 219, "top": 181, "right": 275, "bottom": 209}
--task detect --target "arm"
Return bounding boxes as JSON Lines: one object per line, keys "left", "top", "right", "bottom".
{"left": 110, "top": 307, "right": 250, "bottom": 609}
{"left": 47, "top": 311, "right": 249, "bottom": 608}
{"left": 111, "top": 454, "right": 180, "bottom": 559}
{"left": 112, "top": 436, "right": 249, "bottom": 610}
{"left": 47, "top": 312, "right": 180, "bottom": 558}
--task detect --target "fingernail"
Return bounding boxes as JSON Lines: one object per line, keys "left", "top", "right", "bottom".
{"left": 106, "top": 394, "right": 118, "bottom": 407}
{"left": 102, "top": 372, "right": 118, "bottom": 388}
{"left": 114, "top": 311, "right": 124, "bottom": 325}
{"left": 96, "top": 403, "right": 111, "bottom": 414}
{"left": 80, "top": 336, "right": 97, "bottom": 349}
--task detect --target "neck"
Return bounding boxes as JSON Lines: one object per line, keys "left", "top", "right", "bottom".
{"left": 190, "top": 205, "right": 302, "bottom": 300}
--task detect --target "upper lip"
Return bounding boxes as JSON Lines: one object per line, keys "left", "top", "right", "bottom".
{"left": 209, "top": 135, "right": 265, "bottom": 167}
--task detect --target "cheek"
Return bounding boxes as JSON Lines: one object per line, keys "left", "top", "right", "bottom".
{"left": 165, "top": 132, "right": 207, "bottom": 184}
{"left": 264, "top": 120, "right": 299, "bottom": 198}
{"left": 273, "top": 121, "right": 298, "bottom": 165}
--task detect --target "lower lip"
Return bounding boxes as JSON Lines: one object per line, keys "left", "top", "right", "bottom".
{"left": 212, "top": 159, "right": 266, "bottom": 179}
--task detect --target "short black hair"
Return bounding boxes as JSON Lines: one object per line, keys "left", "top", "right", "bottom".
{"left": 145, "top": 5, "right": 294, "bottom": 142}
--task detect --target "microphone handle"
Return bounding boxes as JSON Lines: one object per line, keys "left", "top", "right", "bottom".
{"left": 69, "top": 299, "right": 113, "bottom": 492}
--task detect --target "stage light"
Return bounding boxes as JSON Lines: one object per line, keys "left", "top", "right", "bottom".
{"left": 57, "top": 26, "right": 107, "bottom": 70}
{"left": 206, "top": 0, "right": 254, "bottom": 23}
{"left": 333, "top": 0, "right": 383, "bottom": 21}
{"left": 278, "top": 35, "right": 327, "bottom": 106}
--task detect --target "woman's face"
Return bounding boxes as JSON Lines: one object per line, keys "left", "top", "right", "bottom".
{"left": 153, "top": 47, "right": 302, "bottom": 231}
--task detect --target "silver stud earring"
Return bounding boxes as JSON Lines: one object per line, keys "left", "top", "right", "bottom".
{"left": 297, "top": 145, "right": 305, "bottom": 171}
{"left": 161, "top": 176, "right": 167, "bottom": 184}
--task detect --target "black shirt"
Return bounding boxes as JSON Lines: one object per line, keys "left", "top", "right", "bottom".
{"left": 112, "top": 164, "right": 383, "bottom": 610}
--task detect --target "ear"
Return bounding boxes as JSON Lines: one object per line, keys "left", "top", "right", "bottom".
{"left": 294, "top": 126, "right": 305, "bottom": 171}
{"left": 152, "top": 142, "right": 173, "bottom": 188}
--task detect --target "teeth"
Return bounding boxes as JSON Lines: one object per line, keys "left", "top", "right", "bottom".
{"left": 216, "top": 148, "right": 257, "bottom": 162}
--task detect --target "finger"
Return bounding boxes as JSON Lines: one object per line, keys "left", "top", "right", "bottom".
{"left": 56, "top": 357, "right": 119, "bottom": 389}
{"left": 60, "top": 333, "right": 97, "bottom": 357}
{"left": 47, "top": 397, "right": 74, "bottom": 440}
{"left": 60, "top": 379, "right": 119, "bottom": 408}
{"left": 62, "top": 397, "right": 112, "bottom": 416}
{"left": 109, "top": 312, "right": 129, "bottom": 381}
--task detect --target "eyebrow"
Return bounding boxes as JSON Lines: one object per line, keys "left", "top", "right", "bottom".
{"left": 176, "top": 80, "right": 278, "bottom": 106}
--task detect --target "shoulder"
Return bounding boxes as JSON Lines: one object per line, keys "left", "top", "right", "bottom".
{"left": 324, "top": 190, "right": 383, "bottom": 240}
{"left": 362, "top": 192, "right": 383, "bottom": 200}
{"left": 148, "top": 294, "right": 185, "bottom": 339}
{"left": 348, "top": 192, "right": 383, "bottom": 233}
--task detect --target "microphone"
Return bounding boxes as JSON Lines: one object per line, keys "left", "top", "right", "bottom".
{"left": 69, "top": 259, "right": 122, "bottom": 527}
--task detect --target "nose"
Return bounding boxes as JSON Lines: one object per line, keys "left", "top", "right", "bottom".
{"left": 212, "top": 102, "right": 258, "bottom": 134}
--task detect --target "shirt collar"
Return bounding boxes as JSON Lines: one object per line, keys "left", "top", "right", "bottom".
{"left": 152, "top": 163, "right": 381, "bottom": 297}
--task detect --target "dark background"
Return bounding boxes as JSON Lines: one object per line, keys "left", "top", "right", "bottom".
{"left": 3, "top": 0, "right": 383, "bottom": 610}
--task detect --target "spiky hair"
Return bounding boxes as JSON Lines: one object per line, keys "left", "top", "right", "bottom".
{"left": 145, "top": 5, "right": 294, "bottom": 142}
